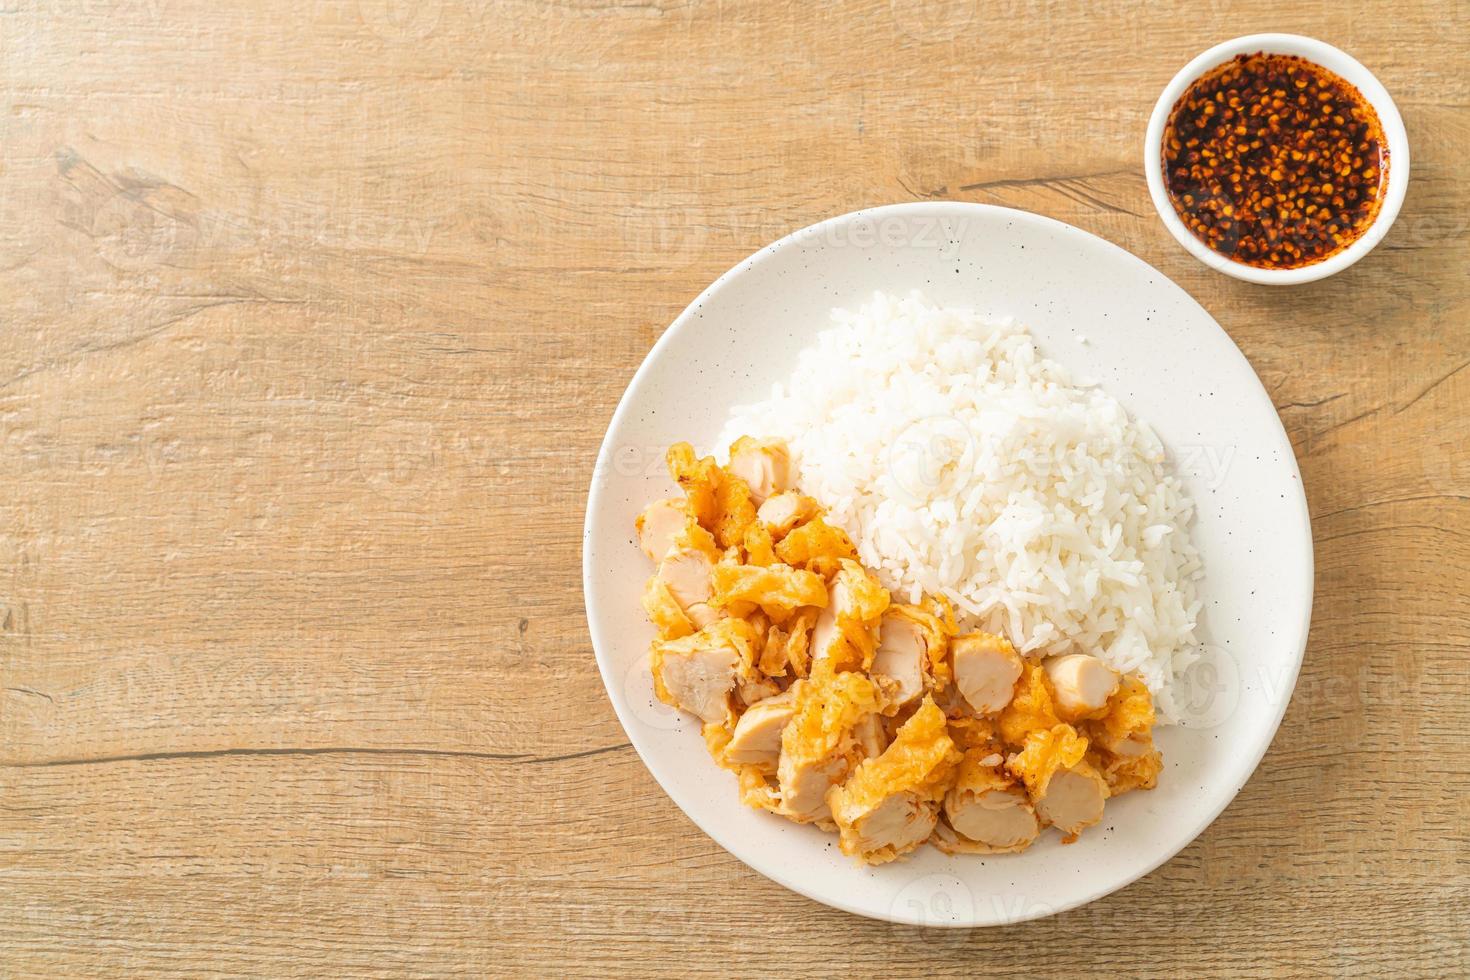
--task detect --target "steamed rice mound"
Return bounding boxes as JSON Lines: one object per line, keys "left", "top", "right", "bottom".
{"left": 718, "top": 292, "right": 1203, "bottom": 721}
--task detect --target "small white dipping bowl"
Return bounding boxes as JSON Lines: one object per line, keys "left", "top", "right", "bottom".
{"left": 1144, "top": 33, "right": 1410, "bottom": 285}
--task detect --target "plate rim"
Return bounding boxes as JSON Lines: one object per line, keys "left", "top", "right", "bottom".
{"left": 582, "top": 200, "right": 1314, "bottom": 926}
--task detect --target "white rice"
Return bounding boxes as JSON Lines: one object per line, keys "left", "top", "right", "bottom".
{"left": 718, "top": 292, "right": 1202, "bottom": 721}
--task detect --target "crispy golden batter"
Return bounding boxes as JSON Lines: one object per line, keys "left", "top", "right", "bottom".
{"left": 665, "top": 443, "right": 721, "bottom": 527}
{"left": 641, "top": 576, "right": 695, "bottom": 640}
{"left": 1095, "top": 746, "right": 1163, "bottom": 796}
{"left": 781, "top": 673, "right": 880, "bottom": 774}
{"left": 741, "top": 522, "right": 778, "bottom": 567}
{"left": 997, "top": 662, "right": 1063, "bottom": 745}
{"left": 1090, "top": 674, "right": 1156, "bottom": 746}
{"left": 711, "top": 562, "right": 827, "bottom": 620}
{"left": 665, "top": 441, "right": 758, "bottom": 550}
{"left": 781, "top": 608, "right": 817, "bottom": 678}
{"left": 774, "top": 516, "right": 859, "bottom": 577}
{"left": 1085, "top": 675, "right": 1164, "bottom": 795}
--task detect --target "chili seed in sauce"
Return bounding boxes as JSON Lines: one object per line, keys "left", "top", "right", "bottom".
{"left": 1162, "top": 52, "right": 1389, "bottom": 270}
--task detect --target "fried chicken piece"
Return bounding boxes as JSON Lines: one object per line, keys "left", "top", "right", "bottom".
{"left": 1007, "top": 723, "right": 1108, "bottom": 841}
{"left": 635, "top": 498, "right": 694, "bottom": 562}
{"left": 758, "top": 608, "right": 819, "bottom": 680}
{"left": 810, "top": 559, "right": 890, "bottom": 672}
{"left": 952, "top": 631, "right": 1023, "bottom": 715}
{"left": 1043, "top": 653, "right": 1121, "bottom": 722}
{"left": 776, "top": 672, "right": 879, "bottom": 823}
{"left": 871, "top": 612, "right": 926, "bottom": 710}
{"left": 1006, "top": 722, "right": 1089, "bottom": 799}
{"left": 756, "top": 491, "right": 820, "bottom": 539}
{"left": 641, "top": 576, "right": 695, "bottom": 639}
{"left": 656, "top": 548, "right": 712, "bottom": 607}
{"left": 709, "top": 471, "right": 759, "bottom": 550}
{"left": 900, "top": 595, "right": 959, "bottom": 685}
{"left": 727, "top": 437, "right": 794, "bottom": 506}
{"left": 828, "top": 698, "right": 961, "bottom": 864}
{"left": 938, "top": 749, "right": 1039, "bottom": 853}
{"left": 665, "top": 443, "right": 721, "bottom": 527}
{"left": 1035, "top": 761, "right": 1109, "bottom": 840}
{"left": 1086, "top": 675, "right": 1163, "bottom": 795}
{"left": 723, "top": 689, "right": 797, "bottom": 772}
{"left": 1087, "top": 674, "right": 1155, "bottom": 755}
{"left": 1092, "top": 744, "right": 1163, "bottom": 796}
{"left": 665, "top": 442, "right": 758, "bottom": 550}
{"left": 650, "top": 618, "right": 760, "bottom": 725}
{"left": 736, "top": 765, "right": 782, "bottom": 813}
{"left": 654, "top": 547, "right": 721, "bottom": 629}
{"left": 869, "top": 597, "right": 957, "bottom": 712}
{"left": 652, "top": 641, "right": 735, "bottom": 724}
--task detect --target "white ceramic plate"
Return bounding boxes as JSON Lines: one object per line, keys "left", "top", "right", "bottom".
{"left": 583, "top": 202, "right": 1313, "bottom": 926}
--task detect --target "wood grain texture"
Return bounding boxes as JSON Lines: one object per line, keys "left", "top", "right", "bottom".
{"left": 1, "top": 0, "right": 1467, "bottom": 976}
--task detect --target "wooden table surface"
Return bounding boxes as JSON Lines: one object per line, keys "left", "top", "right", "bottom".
{"left": 2, "top": 1, "right": 1467, "bottom": 976}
